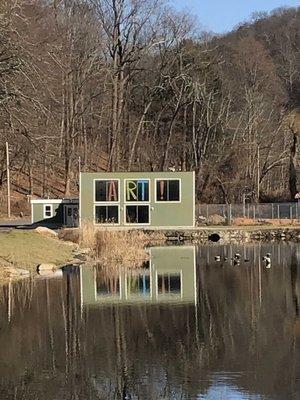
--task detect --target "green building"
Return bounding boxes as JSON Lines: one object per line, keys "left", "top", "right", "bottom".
{"left": 80, "top": 171, "right": 195, "bottom": 228}
{"left": 80, "top": 246, "right": 197, "bottom": 306}
{"left": 31, "top": 171, "right": 195, "bottom": 228}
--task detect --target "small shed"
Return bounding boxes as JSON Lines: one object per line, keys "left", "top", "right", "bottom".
{"left": 31, "top": 198, "right": 79, "bottom": 228}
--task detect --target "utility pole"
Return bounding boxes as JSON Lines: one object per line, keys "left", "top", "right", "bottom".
{"left": 257, "top": 145, "right": 260, "bottom": 203}
{"left": 6, "top": 141, "right": 11, "bottom": 218}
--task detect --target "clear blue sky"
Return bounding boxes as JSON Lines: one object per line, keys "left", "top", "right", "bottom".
{"left": 172, "top": 0, "right": 299, "bottom": 33}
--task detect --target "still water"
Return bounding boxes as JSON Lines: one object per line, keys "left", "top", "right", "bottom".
{"left": 0, "top": 243, "right": 299, "bottom": 400}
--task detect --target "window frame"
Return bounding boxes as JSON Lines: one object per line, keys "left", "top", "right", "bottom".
{"left": 94, "top": 204, "right": 120, "bottom": 225}
{"left": 124, "top": 204, "right": 151, "bottom": 225}
{"left": 154, "top": 178, "right": 181, "bottom": 203}
{"left": 124, "top": 178, "right": 150, "bottom": 203}
{"left": 93, "top": 178, "right": 120, "bottom": 203}
{"left": 43, "top": 204, "right": 53, "bottom": 219}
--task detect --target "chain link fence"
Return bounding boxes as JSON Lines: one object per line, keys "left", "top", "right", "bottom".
{"left": 196, "top": 202, "right": 300, "bottom": 223}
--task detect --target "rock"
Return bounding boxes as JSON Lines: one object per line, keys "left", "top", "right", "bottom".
{"left": 63, "top": 241, "right": 79, "bottom": 249}
{"left": 58, "top": 228, "right": 80, "bottom": 244}
{"left": 206, "top": 214, "right": 226, "bottom": 225}
{"left": 74, "top": 253, "right": 87, "bottom": 261}
{"left": 37, "top": 263, "right": 58, "bottom": 273}
{"left": 78, "top": 248, "right": 91, "bottom": 255}
{"left": 35, "top": 226, "right": 58, "bottom": 238}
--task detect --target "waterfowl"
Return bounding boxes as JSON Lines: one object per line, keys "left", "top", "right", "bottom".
{"left": 214, "top": 256, "right": 221, "bottom": 262}
{"left": 262, "top": 253, "right": 271, "bottom": 268}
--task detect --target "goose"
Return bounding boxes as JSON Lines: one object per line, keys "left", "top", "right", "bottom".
{"left": 214, "top": 256, "right": 221, "bottom": 262}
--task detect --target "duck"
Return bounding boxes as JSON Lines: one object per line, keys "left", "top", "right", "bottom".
{"left": 232, "top": 254, "right": 241, "bottom": 266}
{"left": 262, "top": 253, "right": 271, "bottom": 268}
{"left": 214, "top": 255, "right": 221, "bottom": 262}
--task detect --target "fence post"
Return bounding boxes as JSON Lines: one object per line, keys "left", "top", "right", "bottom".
{"left": 290, "top": 205, "right": 293, "bottom": 220}
{"left": 206, "top": 204, "right": 209, "bottom": 219}
{"left": 271, "top": 203, "right": 274, "bottom": 219}
{"left": 277, "top": 204, "right": 280, "bottom": 220}
{"left": 226, "top": 204, "right": 232, "bottom": 225}
{"left": 253, "top": 205, "right": 256, "bottom": 221}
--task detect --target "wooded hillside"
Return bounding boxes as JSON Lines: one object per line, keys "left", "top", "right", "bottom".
{"left": 0, "top": 1, "right": 299, "bottom": 212}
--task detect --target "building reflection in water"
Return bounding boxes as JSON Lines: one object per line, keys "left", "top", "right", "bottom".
{"left": 80, "top": 246, "right": 197, "bottom": 307}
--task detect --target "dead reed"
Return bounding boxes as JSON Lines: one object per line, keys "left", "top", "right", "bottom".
{"left": 79, "top": 220, "right": 165, "bottom": 269}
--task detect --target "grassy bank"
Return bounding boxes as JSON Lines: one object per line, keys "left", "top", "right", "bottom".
{"left": 0, "top": 230, "right": 75, "bottom": 282}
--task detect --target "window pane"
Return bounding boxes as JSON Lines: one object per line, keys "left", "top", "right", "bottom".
{"left": 95, "top": 180, "right": 118, "bottom": 202}
{"left": 126, "top": 205, "right": 137, "bottom": 223}
{"left": 95, "top": 206, "right": 107, "bottom": 223}
{"left": 95, "top": 206, "right": 119, "bottom": 224}
{"left": 169, "top": 180, "right": 180, "bottom": 201}
{"left": 126, "top": 180, "right": 149, "bottom": 201}
{"left": 156, "top": 180, "right": 167, "bottom": 201}
{"left": 137, "top": 180, "right": 149, "bottom": 201}
{"left": 138, "top": 205, "right": 149, "bottom": 223}
{"left": 107, "top": 205, "right": 119, "bottom": 223}
{"left": 95, "top": 181, "right": 106, "bottom": 201}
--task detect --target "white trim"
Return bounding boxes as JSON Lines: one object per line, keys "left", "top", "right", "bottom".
{"left": 93, "top": 178, "right": 120, "bottom": 203}
{"left": 94, "top": 204, "right": 120, "bottom": 225}
{"left": 31, "top": 199, "right": 62, "bottom": 204}
{"left": 31, "top": 199, "right": 78, "bottom": 204}
{"left": 124, "top": 204, "right": 151, "bottom": 225}
{"left": 43, "top": 204, "right": 53, "bottom": 219}
{"left": 124, "top": 178, "right": 150, "bottom": 203}
{"left": 154, "top": 178, "right": 181, "bottom": 203}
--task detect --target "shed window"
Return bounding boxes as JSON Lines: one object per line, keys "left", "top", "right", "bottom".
{"left": 156, "top": 179, "right": 180, "bottom": 202}
{"left": 125, "top": 205, "right": 149, "bottom": 224}
{"left": 125, "top": 180, "right": 149, "bottom": 202}
{"left": 95, "top": 205, "right": 119, "bottom": 224}
{"left": 95, "top": 180, "right": 119, "bottom": 202}
{"left": 43, "top": 204, "right": 53, "bottom": 219}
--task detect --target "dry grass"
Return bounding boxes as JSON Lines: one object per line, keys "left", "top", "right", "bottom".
{"left": 79, "top": 220, "right": 165, "bottom": 269}
{"left": 233, "top": 217, "right": 300, "bottom": 226}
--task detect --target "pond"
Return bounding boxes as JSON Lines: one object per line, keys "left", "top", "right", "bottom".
{"left": 0, "top": 243, "right": 299, "bottom": 399}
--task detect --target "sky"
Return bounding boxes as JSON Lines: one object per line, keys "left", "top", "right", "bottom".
{"left": 172, "top": 0, "right": 299, "bottom": 33}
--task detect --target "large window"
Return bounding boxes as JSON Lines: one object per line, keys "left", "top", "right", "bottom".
{"left": 95, "top": 205, "right": 119, "bottom": 224}
{"left": 95, "top": 180, "right": 119, "bottom": 202}
{"left": 125, "top": 205, "right": 149, "bottom": 224}
{"left": 156, "top": 179, "right": 180, "bottom": 202}
{"left": 125, "top": 179, "right": 149, "bottom": 202}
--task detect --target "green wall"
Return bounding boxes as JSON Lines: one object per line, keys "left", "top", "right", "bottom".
{"left": 80, "top": 171, "right": 195, "bottom": 227}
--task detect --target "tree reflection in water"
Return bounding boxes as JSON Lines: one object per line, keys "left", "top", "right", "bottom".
{"left": 0, "top": 243, "right": 299, "bottom": 400}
